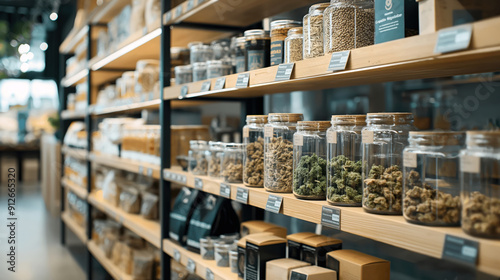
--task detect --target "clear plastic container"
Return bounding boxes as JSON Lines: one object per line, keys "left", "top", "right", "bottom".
{"left": 244, "top": 30, "right": 270, "bottom": 71}
{"left": 222, "top": 143, "right": 244, "bottom": 183}
{"left": 215, "top": 242, "right": 232, "bottom": 267}
{"left": 270, "top": 20, "right": 301, "bottom": 66}
{"left": 327, "top": 115, "right": 366, "bottom": 206}
{"left": 243, "top": 115, "right": 268, "bottom": 187}
{"left": 460, "top": 131, "right": 500, "bottom": 239}
{"left": 207, "top": 60, "right": 232, "bottom": 79}
{"left": 362, "top": 113, "right": 416, "bottom": 214}
{"left": 234, "top": 37, "right": 246, "bottom": 73}
{"left": 190, "top": 44, "right": 214, "bottom": 64}
{"left": 264, "top": 113, "right": 304, "bottom": 193}
{"left": 188, "top": 140, "right": 209, "bottom": 175}
{"left": 403, "top": 131, "right": 465, "bottom": 226}
{"left": 193, "top": 62, "right": 207, "bottom": 82}
{"left": 208, "top": 141, "right": 224, "bottom": 178}
{"left": 284, "top": 27, "right": 303, "bottom": 63}
{"left": 174, "top": 65, "right": 192, "bottom": 85}
{"left": 230, "top": 249, "right": 238, "bottom": 273}
{"left": 293, "top": 121, "right": 331, "bottom": 200}
{"left": 200, "top": 237, "right": 219, "bottom": 260}
{"left": 135, "top": 60, "right": 160, "bottom": 95}
{"left": 212, "top": 39, "right": 230, "bottom": 60}
{"left": 303, "top": 3, "right": 329, "bottom": 59}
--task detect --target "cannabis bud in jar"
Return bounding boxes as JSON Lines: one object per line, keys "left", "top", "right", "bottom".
{"left": 208, "top": 141, "right": 224, "bottom": 178}
{"left": 243, "top": 115, "right": 268, "bottom": 188}
{"left": 363, "top": 165, "right": 403, "bottom": 213}
{"left": 222, "top": 143, "right": 244, "bottom": 183}
{"left": 327, "top": 156, "right": 363, "bottom": 204}
{"left": 189, "top": 140, "right": 209, "bottom": 175}
{"left": 293, "top": 154, "right": 327, "bottom": 198}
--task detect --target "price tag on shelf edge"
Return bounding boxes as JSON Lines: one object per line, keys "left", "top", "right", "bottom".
{"left": 236, "top": 73, "right": 250, "bottom": 88}
{"left": 275, "top": 63, "right": 295, "bottom": 81}
{"left": 321, "top": 206, "right": 341, "bottom": 230}
{"left": 138, "top": 165, "right": 144, "bottom": 175}
{"left": 206, "top": 268, "right": 214, "bottom": 280}
{"left": 434, "top": 24, "right": 473, "bottom": 54}
{"left": 146, "top": 167, "right": 153, "bottom": 177}
{"left": 442, "top": 235, "right": 479, "bottom": 267}
{"left": 220, "top": 183, "right": 231, "bottom": 198}
{"left": 200, "top": 81, "right": 211, "bottom": 92}
{"left": 180, "top": 86, "right": 188, "bottom": 99}
{"left": 266, "top": 195, "right": 283, "bottom": 214}
{"left": 236, "top": 187, "right": 249, "bottom": 204}
{"left": 175, "top": 5, "right": 183, "bottom": 18}
{"left": 214, "top": 77, "right": 226, "bottom": 90}
{"left": 194, "top": 178, "right": 203, "bottom": 190}
{"left": 187, "top": 0, "right": 195, "bottom": 11}
{"left": 187, "top": 258, "right": 196, "bottom": 273}
{"left": 328, "top": 50, "right": 350, "bottom": 72}
{"left": 165, "top": 11, "right": 172, "bottom": 23}
{"left": 173, "top": 249, "right": 181, "bottom": 262}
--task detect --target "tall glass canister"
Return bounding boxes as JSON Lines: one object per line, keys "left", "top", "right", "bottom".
{"left": 243, "top": 115, "right": 268, "bottom": 187}
{"left": 303, "top": 3, "right": 329, "bottom": 59}
{"left": 208, "top": 141, "right": 224, "bottom": 178}
{"left": 222, "top": 143, "right": 244, "bottom": 183}
{"left": 188, "top": 140, "right": 209, "bottom": 175}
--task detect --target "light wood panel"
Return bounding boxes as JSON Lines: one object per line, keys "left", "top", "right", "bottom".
{"left": 91, "top": 0, "right": 131, "bottom": 24}
{"left": 163, "top": 168, "right": 500, "bottom": 277}
{"left": 88, "top": 241, "right": 133, "bottom": 280}
{"left": 91, "top": 99, "right": 161, "bottom": 116}
{"left": 89, "top": 152, "right": 161, "bottom": 179}
{"left": 62, "top": 212, "right": 88, "bottom": 244}
{"left": 62, "top": 177, "right": 88, "bottom": 200}
{"left": 60, "top": 25, "right": 89, "bottom": 54}
{"left": 62, "top": 67, "right": 88, "bottom": 87}
{"left": 61, "top": 110, "right": 87, "bottom": 120}
{"left": 62, "top": 145, "right": 88, "bottom": 161}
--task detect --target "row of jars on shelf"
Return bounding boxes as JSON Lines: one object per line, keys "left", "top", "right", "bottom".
{"left": 188, "top": 113, "right": 500, "bottom": 239}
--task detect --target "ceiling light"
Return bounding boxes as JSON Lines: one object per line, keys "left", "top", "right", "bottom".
{"left": 40, "top": 42, "right": 48, "bottom": 51}
{"left": 50, "top": 12, "right": 58, "bottom": 21}
{"left": 20, "top": 54, "right": 28, "bottom": 63}
{"left": 20, "top": 63, "right": 29, "bottom": 73}
{"left": 18, "top": 44, "right": 30, "bottom": 54}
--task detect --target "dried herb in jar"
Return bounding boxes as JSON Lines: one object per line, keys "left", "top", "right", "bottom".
{"left": 265, "top": 137, "right": 294, "bottom": 192}
{"left": 208, "top": 155, "right": 221, "bottom": 177}
{"left": 244, "top": 137, "right": 264, "bottom": 187}
{"left": 363, "top": 165, "right": 403, "bottom": 213}
{"left": 222, "top": 159, "right": 243, "bottom": 183}
{"left": 293, "top": 154, "right": 327, "bottom": 198}
{"left": 462, "top": 192, "right": 500, "bottom": 237}
{"left": 327, "top": 155, "right": 363, "bottom": 204}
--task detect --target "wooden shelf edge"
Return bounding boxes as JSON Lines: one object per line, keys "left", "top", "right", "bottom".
{"left": 89, "top": 152, "right": 161, "bottom": 179}
{"left": 62, "top": 177, "right": 88, "bottom": 200}
{"left": 88, "top": 240, "right": 133, "bottom": 280}
{"left": 60, "top": 25, "right": 89, "bottom": 54}
{"left": 61, "top": 110, "right": 87, "bottom": 120}
{"left": 162, "top": 168, "right": 500, "bottom": 277}
{"left": 62, "top": 212, "right": 88, "bottom": 244}
{"left": 62, "top": 145, "right": 88, "bottom": 161}
{"left": 163, "top": 239, "right": 236, "bottom": 280}
{"left": 88, "top": 191, "right": 161, "bottom": 248}
{"left": 91, "top": 99, "right": 161, "bottom": 116}
{"left": 62, "top": 67, "right": 89, "bottom": 87}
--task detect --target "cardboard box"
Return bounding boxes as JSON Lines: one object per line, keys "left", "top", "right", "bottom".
{"left": 301, "top": 236, "right": 343, "bottom": 267}
{"left": 290, "top": 266, "right": 337, "bottom": 280}
{"left": 287, "top": 232, "right": 318, "bottom": 260}
{"left": 237, "top": 232, "right": 274, "bottom": 279}
{"left": 416, "top": 0, "right": 500, "bottom": 34}
{"left": 246, "top": 234, "right": 287, "bottom": 280}
{"left": 241, "top": 220, "right": 287, "bottom": 238}
{"left": 327, "top": 250, "right": 390, "bottom": 280}
{"left": 375, "top": 0, "right": 419, "bottom": 44}
{"left": 266, "top": 258, "right": 310, "bottom": 280}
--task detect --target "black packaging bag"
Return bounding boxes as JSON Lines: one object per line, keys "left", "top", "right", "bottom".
{"left": 186, "top": 195, "right": 240, "bottom": 252}
{"left": 169, "top": 187, "right": 203, "bottom": 246}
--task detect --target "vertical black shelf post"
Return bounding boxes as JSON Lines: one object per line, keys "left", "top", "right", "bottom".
{"left": 59, "top": 52, "right": 70, "bottom": 246}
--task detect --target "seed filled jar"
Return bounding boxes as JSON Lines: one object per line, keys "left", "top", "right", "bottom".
{"left": 234, "top": 37, "right": 246, "bottom": 73}
{"left": 264, "top": 113, "right": 304, "bottom": 193}
{"left": 284, "top": 27, "right": 303, "bottom": 63}
{"left": 207, "top": 60, "right": 232, "bottom": 79}
{"left": 190, "top": 44, "right": 214, "bottom": 64}
{"left": 245, "top": 30, "right": 270, "bottom": 71}
{"left": 460, "top": 131, "right": 500, "bottom": 239}
{"left": 193, "top": 62, "right": 207, "bottom": 82}
{"left": 293, "top": 121, "right": 331, "bottom": 200}
{"left": 243, "top": 115, "right": 268, "bottom": 187}
{"left": 222, "top": 143, "right": 244, "bottom": 183}
{"left": 270, "top": 20, "right": 301, "bottom": 66}
{"left": 208, "top": 141, "right": 224, "bottom": 178}
{"left": 174, "top": 65, "right": 192, "bottom": 85}
{"left": 362, "top": 113, "right": 417, "bottom": 214}
{"left": 303, "top": 3, "right": 329, "bottom": 59}
{"left": 188, "top": 140, "right": 209, "bottom": 175}
{"left": 327, "top": 115, "right": 366, "bottom": 206}
{"left": 403, "top": 131, "right": 465, "bottom": 226}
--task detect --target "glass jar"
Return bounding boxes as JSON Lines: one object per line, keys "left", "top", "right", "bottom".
{"left": 327, "top": 115, "right": 366, "bottom": 206}
{"left": 211, "top": 39, "right": 230, "bottom": 60}
{"left": 460, "top": 131, "right": 500, "bottom": 239}
{"left": 230, "top": 249, "right": 238, "bottom": 273}
{"left": 264, "top": 113, "right": 304, "bottom": 193}
{"left": 121, "top": 71, "right": 136, "bottom": 99}
{"left": 208, "top": 141, "right": 224, "bottom": 178}
{"left": 243, "top": 115, "right": 268, "bottom": 187}
{"left": 284, "top": 27, "right": 303, "bottom": 63}
{"left": 244, "top": 30, "right": 270, "bottom": 71}
{"left": 324, "top": 0, "right": 374, "bottom": 54}
{"left": 134, "top": 59, "right": 160, "bottom": 95}
{"left": 362, "top": 113, "right": 417, "bottom": 214}
{"left": 188, "top": 140, "right": 209, "bottom": 175}
{"left": 270, "top": 20, "right": 301, "bottom": 66}
{"left": 303, "top": 3, "right": 329, "bottom": 59}
{"left": 215, "top": 242, "right": 232, "bottom": 267}
{"left": 403, "top": 131, "right": 465, "bottom": 226}
{"left": 222, "top": 143, "right": 244, "bottom": 183}
{"left": 193, "top": 62, "right": 207, "bottom": 82}
{"left": 174, "top": 65, "right": 192, "bottom": 85}
{"left": 293, "top": 121, "right": 330, "bottom": 200}
{"left": 207, "top": 60, "right": 232, "bottom": 79}
{"left": 234, "top": 37, "right": 246, "bottom": 73}
{"left": 200, "top": 237, "right": 219, "bottom": 260}
{"left": 190, "top": 44, "right": 214, "bottom": 64}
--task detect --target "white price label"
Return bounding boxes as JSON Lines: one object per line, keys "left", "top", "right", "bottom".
{"left": 264, "top": 126, "right": 273, "bottom": 138}
{"left": 403, "top": 151, "right": 417, "bottom": 168}
{"left": 293, "top": 133, "right": 303, "bottom": 146}
{"left": 243, "top": 127, "right": 249, "bottom": 138}
{"left": 327, "top": 131, "right": 337, "bottom": 144}
{"left": 173, "top": 249, "right": 181, "bottom": 262}
{"left": 362, "top": 130, "right": 374, "bottom": 144}
{"left": 460, "top": 155, "right": 480, "bottom": 174}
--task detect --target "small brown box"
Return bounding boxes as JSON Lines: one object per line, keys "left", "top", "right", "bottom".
{"left": 246, "top": 235, "right": 287, "bottom": 280}
{"left": 290, "top": 266, "right": 337, "bottom": 280}
{"left": 327, "top": 250, "right": 390, "bottom": 280}
{"left": 301, "top": 236, "right": 342, "bottom": 267}
{"left": 241, "top": 221, "right": 287, "bottom": 238}
{"left": 287, "top": 232, "right": 318, "bottom": 260}
{"left": 237, "top": 233, "right": 274, "bottom": 279}
{"left": 266, "top": 258, "right": 311, "bottom": 280}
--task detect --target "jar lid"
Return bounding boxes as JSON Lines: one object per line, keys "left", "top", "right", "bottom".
{"left": 309, "top": 2, "right": 330, "bottom": 13}
{"left": 331, "top": 115, "right": 366, "bottom": 125}
{"left": 268, "top": 113, "right": 304, "bottom": 123}
{"left": 246, "top": 115, "right": 268, "bottom": 124}
{"left": 209, "top": 141, "right": 224, "bottom": 150}
{"left": 288, "top": 27, "right": 303, "bottom": 36}
{"left": 122, "top": 71, "right": 135, "bottom": 78}
{"left": 191, "top": 44, "right": 212, "bottom": 51}
{"left": 136, "top": 59, "right": 160, "bottom": 67}
{"left": 270, "top": 20, "right": 302, "bottom": 30}
{"left": 193, "top": 62, "right": 207, "bottom": 68}
{"left": 224, "top": 143, "right": 244, "bottom": 150}
{"left": 236, "top": 36, "right": 245, "bottom": 44}
{"left": 175, "top": 64, "right": 193, "bottom": 71}
{"left": 297, "top": 121, "right": 331, "bottom": 131}
{"left": 409, "top": 131, "right": 466, "bottom": 146}
{"left": 244, "top": 29, "right": 270, "bottom": 39}
{"left": 466, "top": 131, "right": 500, "bottom": 148}
{"left": 366, "top": 112, "right": 413, "bottom": 125}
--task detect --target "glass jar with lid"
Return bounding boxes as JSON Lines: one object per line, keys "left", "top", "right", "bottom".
{"left": 190, "top": 44, "right": 214, "bottom": 64}
{"left": 243, "top": 115, "right": 268, "bottom": 187}
{"left": 134, "top": 59, "right": 160, "bottom": 96}
{"left": 188, "top": 140, "right": 209, "bottom": 175}
{"left": 244, "top": 30, "right": 270, "bottom": 71}
{"left": 234, "top": 37, "right": 246, "bottom": 73}
{"left": 270, "top": 20, "right": 301, "bottom": 66}
{"left": 207, "top": 60, "right": 232, "bottom": 79}
{"left": 211, "top": 39, "right": 230, "bottom": 60}
{"left": 284, "top": 27, "right": 303, "bottom": 63}
{"left": 362, "top": 112, "right": 417, "bottom": 214}
{"left": 208, "top": 141, "right": 224, "bottom": 178}
{"left": 193, "top": 62, "right": 207, "bottom": 82}
{"left": 327, "top": 115, "right": 366, "bottom": 206}
{"left": 264, "top": 113, "right": 304, "bottom": 193}
{"left": 403, "top": 131, "right": 465, "bottom": 226}
{"left": 293, "top": 121, "right": 330, "bottom": 199}
{"left": 303, "top": 3, "right": 329, "bottom": 59}
{"left": 222, "top": 143, "right": 244, "bottom": 183}
{"left": 174, "top": 65, "right": 192, "bottom": 85}
{"left": 460, "top": 131, "right": 500, "bottom": 239}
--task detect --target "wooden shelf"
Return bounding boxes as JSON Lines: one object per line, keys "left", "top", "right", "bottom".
{"left": 91, "top": 0, "right": 131, "bottom": 24}
{"left": 62, "top": 211, "right": 88, "bottom": 244}
{"left": 89, "top": 152, "right": 161, "bottom": 179}
{"left": 163, "top": 17, "right": 500, "bottom": 100}
{"left": 62, "top": 67, "right": 88, "bottom": 87}
{"left": 91, "top": 99, "right": 161, "bottom": 116}
{"left": 88, "top": 240, "right": 133, "bottom": 280}
{"left": 88, "top": 191, "right": 161, "bottom": 248}
{"left": 61, "top": 110, "right": 86, "bottom": 120}
{"left": 163, "top": 168, "right": 500, "bottom": 277}
{"left": 62, "top": 177, "right": 88, "bottom": 200}
{"left": 62, "top": 145, "right": 88, "bottom": 161}
{"left": 60, "top": 25, "right": 89, "bottom": 54}
{"left": 163, "top": 239, "right": 236, "bottom": 280}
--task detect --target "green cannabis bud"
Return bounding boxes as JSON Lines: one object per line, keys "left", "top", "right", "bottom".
{"left": 327, "top": 155, "right": 363, "bottom": 205}
{"left": 293, "top": 153, "right": 327, "bottom": 199}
